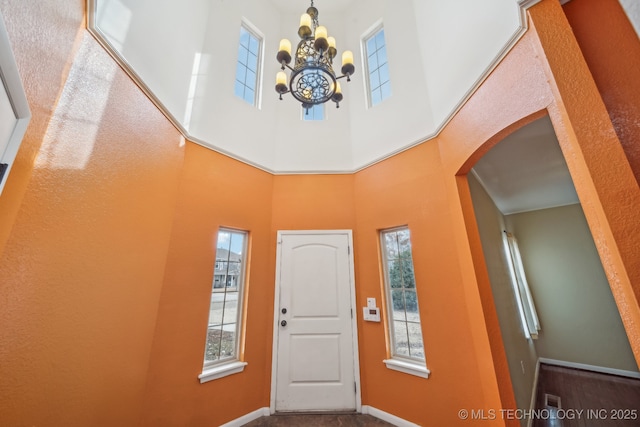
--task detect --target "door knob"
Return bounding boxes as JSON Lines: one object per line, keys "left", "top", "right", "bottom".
{"left": 281, "top": 320, "right": 287, "bottom": 327}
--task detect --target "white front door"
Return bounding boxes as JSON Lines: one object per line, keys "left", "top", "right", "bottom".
{"left": 272, "top": 230, "right": 359, "bottom": 412}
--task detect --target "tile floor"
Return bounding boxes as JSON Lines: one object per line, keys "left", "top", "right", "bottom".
{"left": 241, "top": 413, "right": 396, "bottom": 426}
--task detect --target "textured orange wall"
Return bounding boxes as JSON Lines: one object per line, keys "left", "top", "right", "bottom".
{"left": 354, "top": 142, "right": 509, "bottom": 426}
{"left": 0, "top": 0, "right": 86, "bottom": 256}
{"left": 140, "top": 143, "right": 273, "bottom": 427}
{"left": 271, "top": 174, "right": 356, "bottom": 230}
{"left": 529, "top": 0, "right": 640, "bottom": 361}
{"left": 1, "top": 0, "right": 639, "bottom": 426}
{"left": 0, "top": 1, "right": 185, "bottom": 426}
{"left": 564, "top": 0, "right": 640, "bottom": 184}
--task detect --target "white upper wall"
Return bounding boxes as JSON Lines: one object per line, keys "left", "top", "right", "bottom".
{"left": 91, "top": 0, "right": 524, "bottom": 173}
{"left": 416, "top": 0, "right": 521, "bottom": 127}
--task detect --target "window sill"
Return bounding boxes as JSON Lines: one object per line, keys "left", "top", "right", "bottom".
{"left": 198, "top": 361, "right": 247, "bottom": 383}
{"left": 383, "top": 358, "right": 430, "bottom": 378}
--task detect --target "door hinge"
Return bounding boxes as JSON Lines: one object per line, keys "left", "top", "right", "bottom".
{"left": 354, "top": 382, "right": 357, "bottom": 393}
{"left": 347, "top": 245, "right": 351, "bottom": 255}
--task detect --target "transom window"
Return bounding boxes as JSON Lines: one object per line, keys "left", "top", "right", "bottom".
{"left": 380, "top": 226, "right": 429, "bottom": 378}
{"left": 303, "top": 103, "right": 324, "bottom": 121}
{"left": 364, "top": 27, "right": 391, "bottom": 107}
{"left": 199, "top": 228, "right": 249, "bottom": 383}
{"left": 234, "top": 24, "right": 262, "bottom": 106}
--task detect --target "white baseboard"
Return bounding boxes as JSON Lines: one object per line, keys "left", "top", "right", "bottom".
{"left": 362, "top": 405, "right": 421, "bottom": 427}
{"left": 538, "top": 357, "right": 640, "bottom": 379}
{"left": 219, "top": 407, "right": 270, "bottom": 427}
{"left": 527, "top": 359, "right": 541, "bottom": 427}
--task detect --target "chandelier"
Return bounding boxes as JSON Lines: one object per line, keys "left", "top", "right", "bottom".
{"left": 275, "top": 0, "right": 355, "bottom": 113}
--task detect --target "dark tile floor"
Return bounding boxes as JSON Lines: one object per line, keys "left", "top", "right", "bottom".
{"left": 533, "top": 364, "right": 640, "bottom": 427}
{"left": 241, "top": 413, "right": 396, "bottom": 426}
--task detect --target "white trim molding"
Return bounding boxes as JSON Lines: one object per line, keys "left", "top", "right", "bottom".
{"left": 383, "top": 358, "right": 430, "bottom": 379}
{"left": 362, "top": 406, "right": 421, "bottom": 427}
{"left": 219, "top": 407, "right": 270, "bottom": 427}
{"left": 538, "top": 358, "right": 640, "bottom": 379}
{"left": 0, "top": 8, "right": 31, "bottom": 195}
{"left": 198, "top": 361, "right": 247, "bottom": 384}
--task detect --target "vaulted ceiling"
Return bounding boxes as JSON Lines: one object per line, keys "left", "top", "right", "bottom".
{"left": 89, "top": 0, "right": 525, "bottom": 173}
{"left": 89, "top": 0, "right": 584, "bottom": 213}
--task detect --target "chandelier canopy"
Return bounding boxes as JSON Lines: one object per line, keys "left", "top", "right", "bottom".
{"left": 275, "top": 0, "right": 355, "bottom": 112}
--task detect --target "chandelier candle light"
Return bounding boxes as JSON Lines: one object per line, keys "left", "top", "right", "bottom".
{"left": 275, "top": 0, "right": 355, "bottom": 113}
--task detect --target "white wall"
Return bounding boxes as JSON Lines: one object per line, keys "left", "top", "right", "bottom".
{"left": 415, "top": 0, "right": 521, "bottom": 127}
{"left": 97, "top": 0, "right": 212, "bottom": 126}
{"left": 93, "top": 0, "right": 523, "bottom": 172}
{"left": 620, "top": 0, "right": 640, "bottom": 38}
{"left": 187, "top": 0, "right": 281, "bottom": 170}
{"left": 345, "top": 0, "right": 434, "bottom": 170}
{"left": 506, "top": 204, "right": 638, "bottom": 372}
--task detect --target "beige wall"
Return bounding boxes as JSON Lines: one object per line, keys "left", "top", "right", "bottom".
{"left": 468, "top": 173, "right": 538, "bottom": 416}
{"left": 507, "top": 204, "right": 638, "bottom": 372}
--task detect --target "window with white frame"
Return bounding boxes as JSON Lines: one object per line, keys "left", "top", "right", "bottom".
{"left": 303, "top": 103, "right": 324, "bottom": 121}
{"left": 380, "top": 226, "right": 429, "bottom": 378}
{"left": 199, "top": 228, "right": 249, "bottom": 383}
{"left": 364, "top": 26, "right": 391, "bottom": 107}
{"left": 503, "top": 231, "right": 541, "bottom": 339}
{"left": 234, "top": 24, "right": 262, "bottom": 106}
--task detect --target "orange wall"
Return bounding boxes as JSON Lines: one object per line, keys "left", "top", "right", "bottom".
{"left": 564, "top": 0, "right": 640, "bottom": 184}
{"left": 0, "top": 0, "right": 86, "bottom": 256}
{"left": 354, "top": 142, "right": 510, "bottom": 425}
{"left": 529, "top": 0, "right": 640, "bottom": 357}
{"left": 140, "top": 143, "right": 274, "bottom": 426}
{"left": 0, "top": 1, "right": 185, "bottom": 426}
{"left": 1, "top": 0, "right": 640, "bottom": 426}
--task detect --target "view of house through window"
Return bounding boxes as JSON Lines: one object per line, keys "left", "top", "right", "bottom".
{"left": 204, "top": 228, "right": 248, "bottom": 366}
{"left": 365, "top": 26, "right": 391, "bottom": 107}
{"left": 234, "top": 24, "right": 261, "bottom": 106}
{"left": 380, "top": 227, "right": 425, "bottom": 362}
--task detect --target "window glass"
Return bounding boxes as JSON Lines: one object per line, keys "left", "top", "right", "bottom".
{"left": 234, "top": 26, "right": 261, "bottom": 105}
{"left": 381, "top": 227, "right": 425, "bottom": 362}
{"left": 303, "top": 103, "right": 324, "bottom": 121}
{"left": 204, "top": 229, "right": 248, "bottom": 365}
{"left": 365, "top": 27, "right": 391, "bottom": 106}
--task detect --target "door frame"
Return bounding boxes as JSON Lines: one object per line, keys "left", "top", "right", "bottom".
{"left": 269, "top": 229, "right": 362, "bottom": 414}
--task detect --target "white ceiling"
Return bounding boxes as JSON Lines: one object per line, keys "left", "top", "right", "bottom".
{"left": 472, "top": 116, "right": 579, "bottom": 215}
{"left": 269, "top": 0, "right": 357, "bottom": 14}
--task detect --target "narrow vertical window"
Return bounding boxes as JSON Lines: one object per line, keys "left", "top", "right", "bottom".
{"left": 364, "top": 27, "right": 391, "bottom": 107}
{"left": 380, "top": 227, "right": 429, "bottom": 378}
{"left": 234, "top": 24, "right": 262, "bottom": 106}
{"left": 303, "top": 103, "right": 324, "bottom": 121}
{"left": 503, "top": 231, "right": 541, "bottom": 339}
{"left": 199, "top": 228, "right": 249, "bottom": 383}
